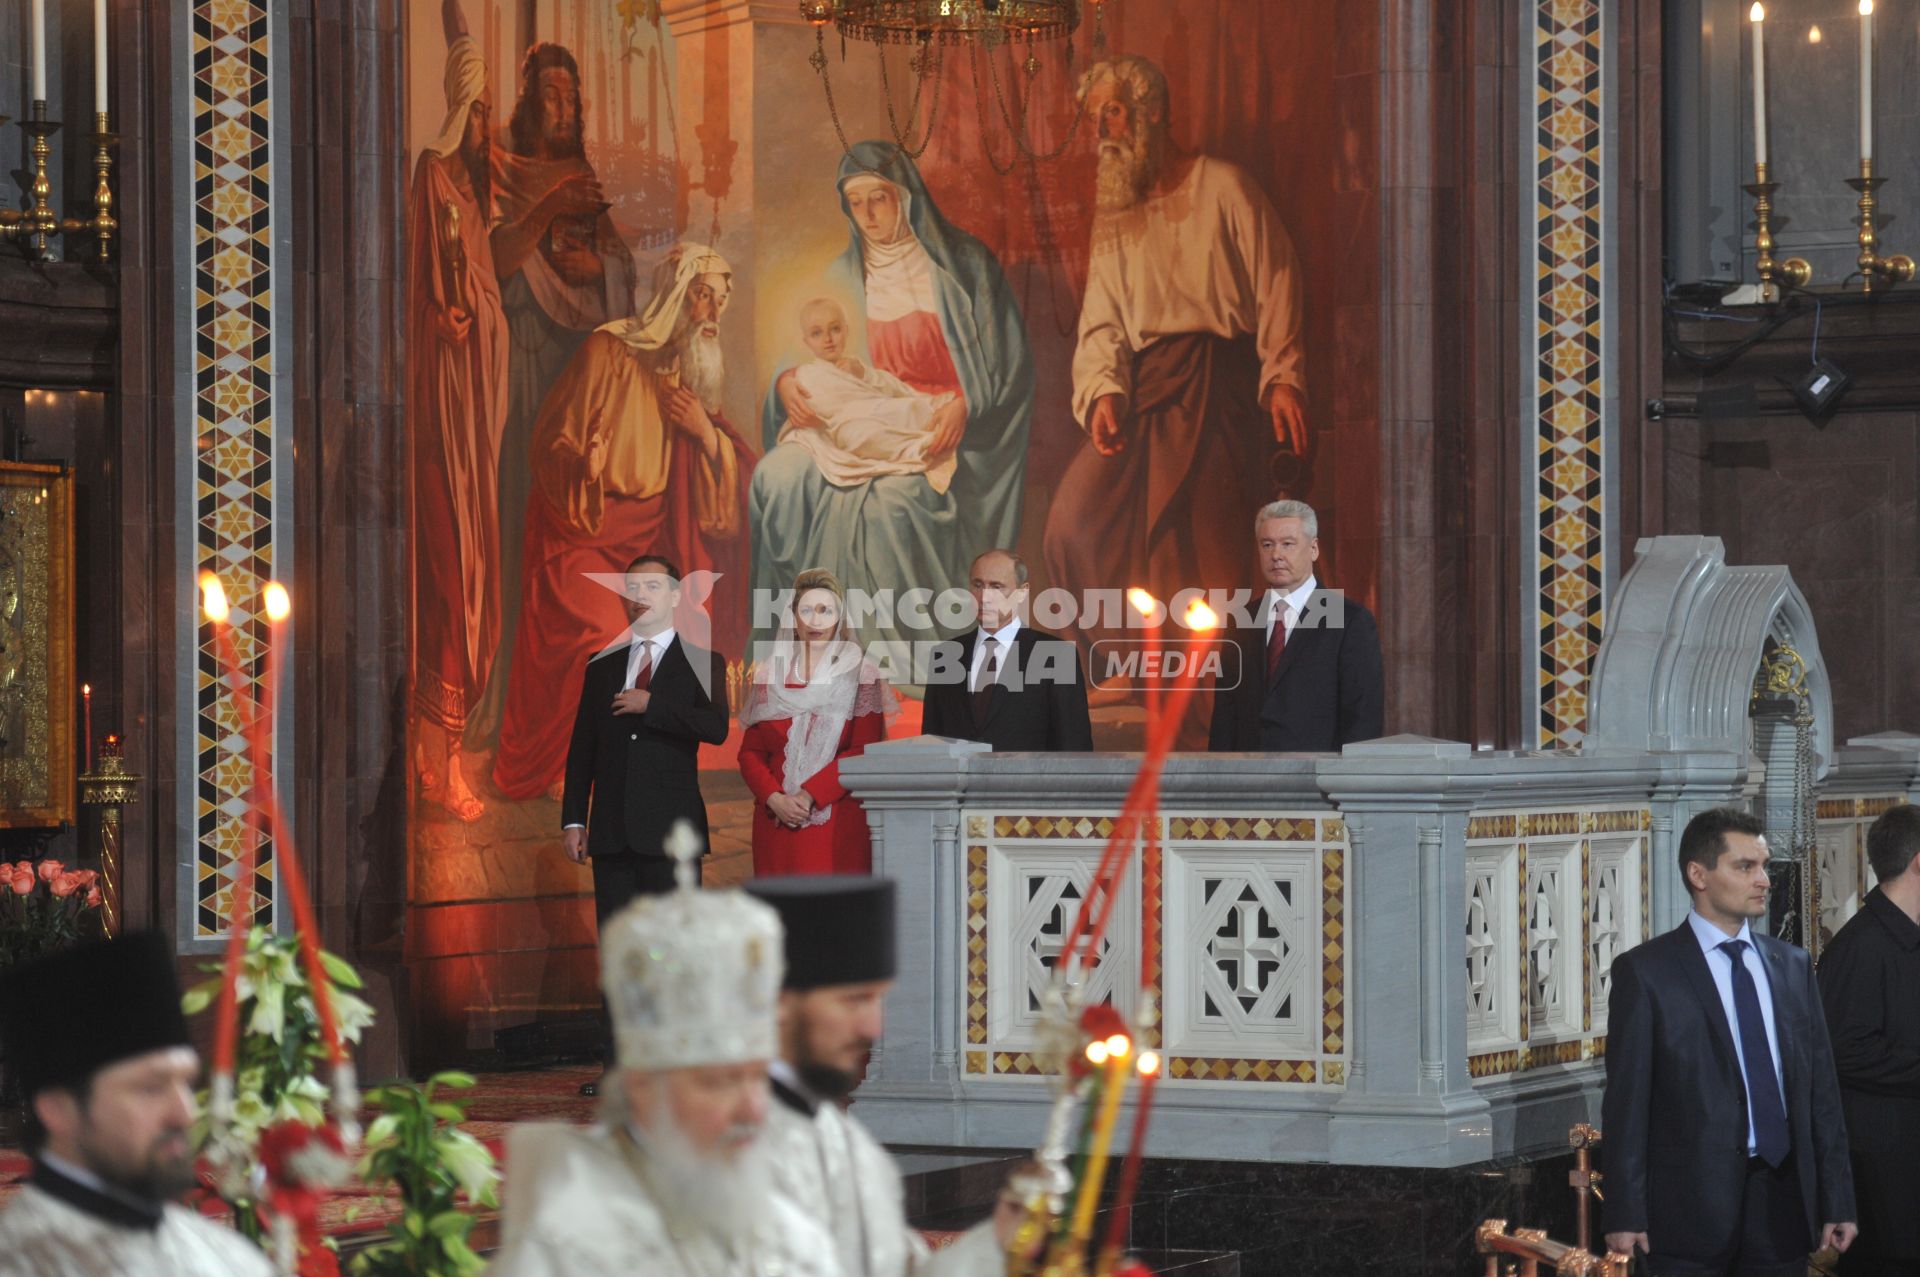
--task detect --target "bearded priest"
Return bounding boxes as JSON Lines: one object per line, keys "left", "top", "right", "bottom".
{"left": 0, "top": 931, "right": 275, "bottom": 1277}
{"left": 489, "top": 826, "right": 844, "bottom": 1276}
{"left": 746, "top": 876, "right": 1019, "bottom": 1277}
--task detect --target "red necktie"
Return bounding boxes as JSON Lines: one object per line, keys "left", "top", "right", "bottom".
{"left": 1265, "top": 609, "right": 1288, "bottom": 682}
{"left": 631, "top": 642, "right": 654, "bottom": 691}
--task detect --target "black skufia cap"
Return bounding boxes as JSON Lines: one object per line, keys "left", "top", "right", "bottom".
{"left": 0, "top": 931, "right": 194, "bottom": 1097}
{"left": 745, "top": 876, "right": 896, "bottom": 990}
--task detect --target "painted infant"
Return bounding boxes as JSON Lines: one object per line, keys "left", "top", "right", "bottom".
{"left": 778, "top": 297, "right": 960, "bottom": 494}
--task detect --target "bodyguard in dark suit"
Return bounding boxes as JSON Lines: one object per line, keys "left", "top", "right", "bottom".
{"left": 1208, "top": 500, "right": 1383, "bottom": 752}
{"left": 1818, "top": 802, "right": 1920, "bottom": 1277}
{"left": 1603, "top": 807, "right": 1856, "bottom": 1276}
{"left": 922, "top": 549, "right": 1092, "bottom": 752}
{"left": 561, "top": 554, "right": 730, "bottom": 1092}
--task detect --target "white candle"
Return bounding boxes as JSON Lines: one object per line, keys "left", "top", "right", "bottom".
{"left": 1750, "top": 4, "right": 1768, "bottom": 166}
{"left": 30, "top": 0, "right": 47, "bottom": 102}
{"left": 1860, "top": 0, "right": 1874, "bottom": 161}
{"left": 95, "top": 0, "right": 108, "bottom": 117}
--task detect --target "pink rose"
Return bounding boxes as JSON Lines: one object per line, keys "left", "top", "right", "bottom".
{"left": 9, "top": 871, "right": 33, "bottom": 895}
{"left": 75, "top": 869, "right": 98, "bottom": 888}
{"left": 12, "top": 861, "right": 28, "bottom": 878}
{"left": 84, "top": 885, "right": 102, "bottom": 908}
{"left": 49, "top": 873, "right": 79, "bottom": 899}
{"left": 35, "top": 860, "right": 60, "bottom": 883}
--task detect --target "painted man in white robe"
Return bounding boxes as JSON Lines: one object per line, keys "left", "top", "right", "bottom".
{"left": 489, "top": 829, "right": 846, "bottom": 1277}
{"left": 1042, "top": 54, "right": 1309, "bottom": 665}
{"left": 0, "top": 931, "right": 275, "bottom": 1277}
{"left": 747, "top": 876, "right": 1020, "bottom": 1277}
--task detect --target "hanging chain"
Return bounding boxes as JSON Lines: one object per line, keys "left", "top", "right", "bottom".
{"left": 812, "top": 29, "right": 944, "bottom": 171}
{"left": 875, "top": 38, "right": 945, "bottom": 158}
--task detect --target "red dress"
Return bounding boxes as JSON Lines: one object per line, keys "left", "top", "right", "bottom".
{"left": 739, "top": 692, "right": 887, "bottom": 876}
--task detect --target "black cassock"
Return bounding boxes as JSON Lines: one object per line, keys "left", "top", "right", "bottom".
{"left": 1819, "top": 887, "right": 1920, "bottom": 1271}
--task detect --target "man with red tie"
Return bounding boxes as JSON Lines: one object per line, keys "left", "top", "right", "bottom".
{"left": 1207, "top": 499, "right": 1383, "bottom": 752}
{"left": 560, "top": 552, "right": 731, "bottom": 1094}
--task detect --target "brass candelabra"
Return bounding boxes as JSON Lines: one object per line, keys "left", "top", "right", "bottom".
{"left": 78, "top": 735, "right": 141, "bottom": 937}
{"left": 1846, "top": 157, "right": 1913, "bottom": 295}
{"left": 0, "top": 102, "right": 119, "bottom": 263}
{"left": 1743, "top": 162, "right": 1811, "bottom": 302}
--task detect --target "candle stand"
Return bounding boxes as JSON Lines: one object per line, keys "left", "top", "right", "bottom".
{"left": 0, "top": 102, "right": 119, "bottom": 263}
{"left": 1846, "top": 158, "right": 1913, "bottom": 295}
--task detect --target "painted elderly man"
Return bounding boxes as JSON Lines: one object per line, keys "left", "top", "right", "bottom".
{"left": 489, "top": 828, "right": 845, "bottom": 1276}
{"left": 0, "top": 932, "right": 276, "bottom": 1276}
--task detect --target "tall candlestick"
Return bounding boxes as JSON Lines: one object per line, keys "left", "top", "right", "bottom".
{"left": 31, "top": 0, "right": 48, "bottom": 101}
{"left": 1100, "top": 1051, "right": 1161, "bottom": 1265}
{"left": 82, "top": 683, "right": 92, "bottom": 772}
{"left": 1068, "top": 1038, "right": 1131, "bottom": 1249}
{"left": 1750, "top": 4, "right": 1768, "bottom": 166}
{"left": 1860, "top": 0, "right": 1874, "bottom": 161}
{"left": 95, "top": 0, "right": 109, "bottom": 117}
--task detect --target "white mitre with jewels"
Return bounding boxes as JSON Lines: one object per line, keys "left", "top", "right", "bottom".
{"left": 601, "top": 822, "right": 784, "bottom": 1069}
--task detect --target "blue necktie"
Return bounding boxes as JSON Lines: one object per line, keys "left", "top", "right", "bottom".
{"left": 1720, "top": 938, "right": 1790, "bottom": 1167}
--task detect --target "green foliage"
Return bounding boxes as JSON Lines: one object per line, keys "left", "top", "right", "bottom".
{"left": 182, "top": 930, "right": 375, "bottom": 1241}
{"left": 349, "top": 1072, "right": 499, "bottom": 1277}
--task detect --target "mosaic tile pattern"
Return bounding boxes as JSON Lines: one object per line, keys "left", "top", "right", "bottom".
{"left": 188, "top": 0, "right": 278, "bottom": 938}
{"left": 1533, "top": 0, "right": 1608, "bottom": 749}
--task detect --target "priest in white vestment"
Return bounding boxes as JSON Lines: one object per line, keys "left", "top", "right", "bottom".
{"left": 1042, "top": 54, "right": 1310, "bottom": 670}
{"left": 747, "top": 876, "right": 1016, "bottom": 1277}
{"left": 489, "top": 828, "right": 846, "bottom": 1277}
{"left": 0, "top": 931, "right": 275, "bottom": 1277}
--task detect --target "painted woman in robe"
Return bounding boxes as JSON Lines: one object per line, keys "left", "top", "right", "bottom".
{"left": 749, "top": 142, "right": 1033, "bottom": 675}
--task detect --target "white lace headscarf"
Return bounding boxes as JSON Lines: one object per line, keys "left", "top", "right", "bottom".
{"left": 740, "top": 577, "right": 897, "bottom": 825}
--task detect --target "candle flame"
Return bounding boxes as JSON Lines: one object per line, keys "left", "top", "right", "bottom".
{"left": 1086, "top": 1040, "right": 1110, "bottom": 1065}
{"left": 1137, "top": 1050, "right": 1162, "bottom": 1077}
{"left": 1809, "top": 23, "right": 1822, "bottom": 41}
{"left": 82, "top": 683, "right": 90, "bottom": 696}
{"left": 1126, "top": 587, "right": 1160, "bottom": 619}
{"left": 1104, "top": 1032, "right": 1132, "bottom": 1060}
{"left": 264, "top": 581, "right": 291, "bottom": 623}
{"left": 1750, "top": 1, "right": 1764, "bottom": 20}
{"left": 1859, "top": 0, "right": 1872, "bottom": 15}
{"left": 200, "top": 572, "right": 230, "bottom": 624}
{"left": 1182, "top": 600, "right": 1220, "bottom": 632}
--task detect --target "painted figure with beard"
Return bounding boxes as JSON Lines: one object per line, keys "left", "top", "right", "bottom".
{"left": 748, "top": 877, "right": 1020, "bottom": 1277}
{"left": 753, "top": 142, "right": 1032, "bottom": 674}
{"left": 409, "top": 0, "right": 509, "bottom": 823}
{"left": 0, "top": 933, "right": 275, "bottom": 1277}
{"left": 492, "top": 244, "right": 752, "bottom": 801}
{"left": 470, "top": 29, "right": 639, "bottom": 746}
{"left": 1042, "top": 56, "right": 1308, "bottom": 668}
{"left": 490, "top": 833, "right": 846, "bottom": 1277}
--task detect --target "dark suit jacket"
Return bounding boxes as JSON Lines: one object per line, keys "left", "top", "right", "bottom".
{"left": 921, "top": 625, "right": 1093, "bottom": 752}
{"left": 561, "top": 635, "right": 731, "bottom": 860}
{"left": 1601, "top": 923, "right": 1855, "bottom": 1260}
{"left": 1818, "top": 887, "right": 1920, "bottom": 1261}
{"left": 1207, "top": 589, "right": 1383, "bottom": 752}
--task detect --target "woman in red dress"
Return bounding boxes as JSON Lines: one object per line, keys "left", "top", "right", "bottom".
{"left": 739, "top": 568, "right": 897, "bottom": 876}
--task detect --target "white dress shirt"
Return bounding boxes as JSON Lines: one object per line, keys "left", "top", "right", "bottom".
{"left": 969, "top": 618, "right": 1021, "bottom": 690}
{"left": 1686, "top": 908, "right": 1786, "bottom": 1155}
{"left": 625, "top": 627, "right": 676, "bottom": 689}
{"left": 1263, "top": 575, "right": 1318, "bottom": 647}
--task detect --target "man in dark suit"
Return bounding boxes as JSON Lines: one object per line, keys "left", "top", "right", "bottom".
{"left": 921, "top": 549, "right": 1093, "bottom": 752}
{"left": 1603, "top": 807, "right": 1856, "bottom": 1276}
{"left": 560, "top": 552, "right": 730, "bottom": 1091}
{"left": 1818, "top": 802, "right": 1920, "bottom": 1277}
{"left": 1207, "top": 500, "right": 1383, "bottom": 752}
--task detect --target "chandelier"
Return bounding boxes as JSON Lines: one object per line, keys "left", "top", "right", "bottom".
{"left": 822, "top": 0, "right": 1081, "bottom": 45}
{"left": 800, "top": 0, "right": 1108, "bottom": 169}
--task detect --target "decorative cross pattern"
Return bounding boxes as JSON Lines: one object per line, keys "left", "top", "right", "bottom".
{"left": 1528, "top": 867, "right": 1563, "bottom": 1025}
{"left": 1588, "top": 857, "right": 1624, "bottom": 1012}
{"left": 1467, "top": 868, "right": 1500, "bottom": 1029}
{"left": 1201, "top": 878, "right": 1295, "bottom": 1022}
